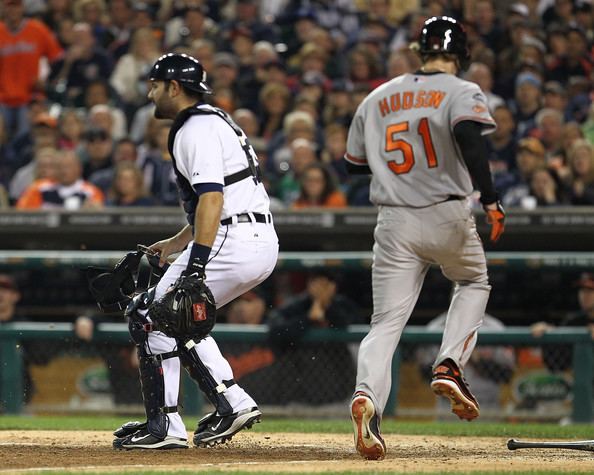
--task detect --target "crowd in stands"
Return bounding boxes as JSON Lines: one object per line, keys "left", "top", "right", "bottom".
{"left": 0, "top": 0, "right": 593, "bottom": 211}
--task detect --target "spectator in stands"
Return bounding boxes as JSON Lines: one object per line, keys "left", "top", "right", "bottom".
{"left": 106, "top": 161, "right": 154, "bottom": 207}
{"left": 73, "top": 0, "right": 108, "bottom": 44}
{"left": 321, "top": 79, "right": 355, "bottom": 127}
{"left": 219, "top": 0, "right": 279, "bottom": 45}
{"left": 486, "top": 105, "right": 518, "bottom": 193}
{"left": 164, "top": 4, "right": 219, "bottom": 50}
{"left": 566, "top": 139, "right": 594, "bottom": 205}
{"left": 346, "top": 45, "right": 385, "bottom": 90}
{"left": 417, "top": 312, "right": 515, "bottom": 415}
{"left": 89, "top": 137, "right": 137, "bottom": 194}
{"left": 528, "top": 167, "right": 568, "bottom": 207}
{"left": 209, "top": 52, "right": 241, "bottom": 112}
{"left": 109, "top": 26, "right": 161, "bottom": 120}
{"left": 16, "top": 150, "right": 104, "bottom": 209}
{"left": 83, "top": 82, "right": 127, "bottom": 140}
{"left": 321, "top": 123, "right": 349, "bottom": 186}
{"left": 534, "top": 108, "right": 565, "bottom": 163}
{"left": 48, "top": 22, "right": 112, "bottom": 106}
{"left": 0, "top": 0, "right": 63, "bottom": 140}
{"left": 292, "top": 162, "right": 347, "bottom": 209}
{"left": 296, "top": 71, "right": 328, "bottom": 113}
{"left": 542, "top": 81, "right": 570, "bottom": 121}
{"left": 80, "top": 127, "right": 113, "bottom": 180}
{"left": 8, "top": 114, "right": 59, "bottom": 202}
{"left": 510, "top": 72, "right": 543, "bottom": 139}
{"left": 290, "top": 41, "right": 329, "bottom": 79}
{"left": 471, "top": 0, "right": 506, "bottom": 53}
{"left": 276, "top": 138, "right": 318, "bottom": 206}
{"left": 465, "top": 62, "right": 505, "bottom": 112}
{"left": 8, "top": 147, "right": 60, "bottom": 206}
{"left": 102, "top": 0, "right": 134, "bottom": 60}
{"left": 57, "top": 108, "right": 85, "bottom": 151}
{"left": 74, "top": 311, "right": 142, "bottom": 406}
{"left": 386, "top": 48, "right": 421, "bottom": 79}
{"left": 42, "top": 0, "right": 74, "bottom": 32}
{"left": 257, "top": 82, "right": 292, "bottom": 141}
{"left": 502, "top": 137, "right": 547, "bottom": 208}
{"left": 495, "top": 19, "right": 534, "bottom": 98}
{"left": 542, "top": 0, "right": 575, "bottom": 29}
{"left": 268, "top": 270, "right": 361, "bottom": 405}
{"left": 531, "top": 272, "right": 594, "bottom": 376}
{"left": 232, "top": 107, "right": 266, "bottom": 154}
{"left": 235, "top": 40, "right": 279, "bottom": 111}
{"left": 137, "top": 119, "right": 178, "bottom": 206}
{"left": 0, "top": 273, "right": 49, "bottom": 405}
{"left": 547, "top": 26, "right": 592, "bottom": 84}
{"left": 267, "top": 110, "right": 318, "bottom": 181}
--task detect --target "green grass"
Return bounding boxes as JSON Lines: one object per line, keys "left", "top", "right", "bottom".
{"left": 1, "top": 414, "right": 594, "bottom": 439}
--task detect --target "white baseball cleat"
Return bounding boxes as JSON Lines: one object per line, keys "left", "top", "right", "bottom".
{"left": 350, "top": 392, "right": 386, "bottom": 460}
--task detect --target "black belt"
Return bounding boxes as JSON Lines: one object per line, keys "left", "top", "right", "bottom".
{"left": 221, "top": 213, "right": 270, "bottom": 225}
{"left": 445, "top": 195, "right": 465, "bottom": 201}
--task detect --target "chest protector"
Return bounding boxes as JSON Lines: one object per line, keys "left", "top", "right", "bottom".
{"left": 167, "top": 104, "right": 262, "bottom": 225}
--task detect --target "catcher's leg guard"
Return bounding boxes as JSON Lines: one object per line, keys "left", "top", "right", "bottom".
{"left": 113, "top": 294, "right": 154, "bottom": 438}
{"left": 179, "top": 338, "right": 235, "bottom": 417}
{"left": 138, "top": 348, "right": 181, "bottom": 439}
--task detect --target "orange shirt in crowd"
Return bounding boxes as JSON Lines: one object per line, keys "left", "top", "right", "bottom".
{"left": 292, "top": 191, "right": 348, "bottom": 209}
{"left": 0, "top": 19, "right": 63, "bottom": 106}
{"left": 16, "top": 179, "right": 104, "bottom": 209}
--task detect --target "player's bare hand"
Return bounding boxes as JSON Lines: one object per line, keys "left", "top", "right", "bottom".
{"left": 483, "top": 201, "right": 505, "bottom": 243}
{"left": 149, "top": 238, "right": 185, "bottom": 267}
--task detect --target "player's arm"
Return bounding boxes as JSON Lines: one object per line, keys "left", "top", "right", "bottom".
{"left": 185, "top": 184, "right": 224, "bottom": 277}
{"left": 454, "top": 120, "right": 504, "bottom": 242}
{"left": 344, "top": 160, "right": 372, "bottom": 175}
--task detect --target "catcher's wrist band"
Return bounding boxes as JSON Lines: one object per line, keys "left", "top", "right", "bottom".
{"left": 189, "top": 243, "right": 211, "bottom": 264}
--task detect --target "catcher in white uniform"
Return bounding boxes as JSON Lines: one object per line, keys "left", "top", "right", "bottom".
{"left": 344, "top": 17, "right": 505, "bottom": 460}
{"left": 112, "top": 53, "right": 279, "bottom": 450}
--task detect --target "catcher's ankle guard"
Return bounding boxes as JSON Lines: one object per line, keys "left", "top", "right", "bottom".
{"left": 179, "top": 339, "right": 235, "bottom": 416}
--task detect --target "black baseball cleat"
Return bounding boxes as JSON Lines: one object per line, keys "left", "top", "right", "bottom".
{"left": 350, "top": 392, "right": 386, "bottom": 460}
{"left": 115, "top": 428, "right": 188, "bottom": 450}
{"left": 193, "top": 407, "right": 261, "bottom": 447}
{"left": 431, "top": 358, "right": 480, "bottom": 421}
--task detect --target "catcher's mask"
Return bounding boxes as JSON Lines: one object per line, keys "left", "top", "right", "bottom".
{"left": 85, "top": 245, "right": 169, "bottom": 313}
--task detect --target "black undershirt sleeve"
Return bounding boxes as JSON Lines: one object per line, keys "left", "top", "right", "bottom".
{"left": 453, "top": 120, "right": 497, "bottom": 205}
{"left": 344, "top": 159, "right": 372, "bottom": 175}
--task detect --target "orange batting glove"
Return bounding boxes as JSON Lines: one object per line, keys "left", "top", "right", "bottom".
{"left": 483, "top": 201, "right": 505, "bottom": 243}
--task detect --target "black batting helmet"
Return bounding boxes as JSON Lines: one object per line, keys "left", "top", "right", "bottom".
{"left": 149, "top": 53, "right": 213, "bottom": 94}
{"left": 419, "top": 16, "right": 470, "bottom": 70}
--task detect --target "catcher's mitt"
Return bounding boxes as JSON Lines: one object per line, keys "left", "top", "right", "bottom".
{"left": 149, "top": 274, "right": 216, "bottom": 340}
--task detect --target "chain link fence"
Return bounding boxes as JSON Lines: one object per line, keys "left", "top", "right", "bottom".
{"left": 2, "top": 335, "right": 584, "bottom": 423}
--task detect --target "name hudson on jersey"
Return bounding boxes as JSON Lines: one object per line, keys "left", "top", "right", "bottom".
{"left": 378, "top": 90, "right": 446, "bottom": 117}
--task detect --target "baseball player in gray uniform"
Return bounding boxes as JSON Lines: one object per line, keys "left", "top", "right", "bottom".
{"left": 344, "top": 17, "right": 505, "bottom": 460}
{"left": 113, "top": 53, "right": 279, "bottom": 450}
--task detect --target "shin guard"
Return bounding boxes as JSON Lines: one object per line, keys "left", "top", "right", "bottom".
{"left": 179, "top": 339, "right": 235, "bottom": 416}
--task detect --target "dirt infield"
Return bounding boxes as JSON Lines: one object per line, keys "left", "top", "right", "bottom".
{"left": 2, "top": 430, "right": 594, "bottom": 473}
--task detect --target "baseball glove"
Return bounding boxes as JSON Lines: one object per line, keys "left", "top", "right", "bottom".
{"left": 149, "top": 274, "right": 216, "bottom": 340}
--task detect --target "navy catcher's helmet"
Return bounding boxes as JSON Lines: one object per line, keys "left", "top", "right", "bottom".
{"left": 419, "top": 16, "right": 470, "bottom": 70}
{"left": 149, "top": 53, "right": 213, "bottom": 94}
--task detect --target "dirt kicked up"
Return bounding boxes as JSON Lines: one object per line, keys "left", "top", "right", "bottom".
{"left": 1, "top": 431, "right": 594, "bottom": 474}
